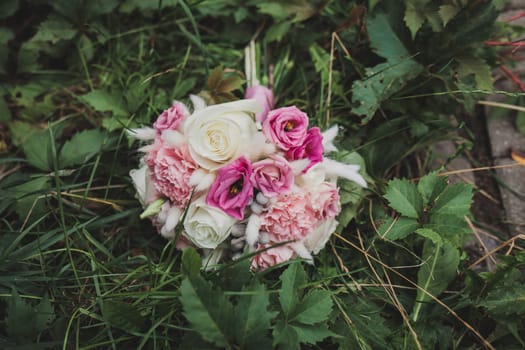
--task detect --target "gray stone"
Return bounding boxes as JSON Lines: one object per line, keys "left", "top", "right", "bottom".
{"left": 486, "top": 114, "right": 525, "bottom": 158}
{"left": 433, "top": 140, "right": 475, "bottom": 184}
{"left": 506, "top": 1, "right": 525, "bottom": 10}
{"left": 494, "top": 158, "right": 525, "bottom": 233}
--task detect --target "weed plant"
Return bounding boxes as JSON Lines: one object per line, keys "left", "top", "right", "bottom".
{"left": 1, "top": 1, "right": 525, "bottom": 349}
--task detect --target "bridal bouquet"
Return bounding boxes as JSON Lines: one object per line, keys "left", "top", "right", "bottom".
{"left": 130, "top": 65, "right": 366, "bottom": 270}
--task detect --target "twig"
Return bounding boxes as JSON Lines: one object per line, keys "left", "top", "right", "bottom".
{"left": 468, "top": 234, "right": 525, "bottom": 269}
{"left": 356, "top": 230, "right": 423, "bottom": 350}
{"left": 465, "top": 216, "right": 498, "bottom": 270}
{"left": 334, "top": 233, "right": 497, "bottom": 350}
{"left": 499, "top": 65, "right": 525, "bottom": 92}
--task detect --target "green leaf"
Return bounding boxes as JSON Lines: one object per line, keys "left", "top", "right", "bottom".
{"left": 103, "top": 300, "right": 145, "bottom": 332}
{"left": 430, "top": 183, "right": 472, "bottom": 217}
{"left": 22, "top": 129, "right": 53, "bottom": 171}
{"left": 351, "top": 13, "right": 424, "bottom": 122}
{"left": 292, "top": 289, "right": 332, "bottom": 325}
{"left": 383, "top": 179, "right": 423, "bottom": 219}
{"left": 0, "top": 0, "right": 19, "bottom": 19}
{"left": 367, "top": 12, "right": 413, "bottom": 62}
{"left": 59, "top": 129, "right": 106, "bottom": 168}
{"left": 439, "top": 4, "right": 460, "bottom": 26}
{"left": 404, "top": 5, "right": 425, "bottom": 39}
{"left": 291, "top": 323, "right": 334, "bottom": 345}
{"left": 234, "top": 281, "right": 276, "bottom": 348}
{"left": 335, "top": 295, "right": 392, "bottom": 350}
{"left": 80, "top": 90, "right": 128, "bottom": 117}
{"left": 425, "top": 213, "right": 471, "bottom": 246}
{"left": 310, "top": 43, "right": 343, "bottom": 96}
{"left": 456, "top": 56, "right": 493, "bottom": 91}
{"left": 8, "top": 121, "right": 39, "bottom": 146}
{"left": 173, "top": 77, "right": 197, "bottom": 99}
{"left": 180, "top": 276, "right": 235, "bottom": 349}
{"left": 417, "top": 172, "right": 447, "bottom": 205}
{"left": 273, "top": 320, "right": 300, "bottom": 350}
{"left": 415, "top": 228, "right": 443, "bottom": 245}
{"left": 31, "top": 15, "right": 77, "bottom": 44}
{"left": 0, "top": 95, "right": 12, "bottom": 123}
{"left": 181, "top": 247, "right": 201, "bottom": 278}
{"left": 412, "top": 241, "right": 459, "bottom": 322}
{"left": 265, "top": 20, "right": 292, "bottom": 42}
{"left": 10, "top": 82, "right": 49, "bottom": 108}
{"left": 279, "top": 262, "right": 307, "bottom": 317}
{"left": 12, "top": 176, "right": 50, "bottom": 220}
{"left": 5, "top": 290, "right": 55, "bottom": 343}
{"left": 140, "top": 198, "right": 165, "bottom": 219}
{"left": 0, "top": 27, "right": 14, "bottom": 74}
{"left": 378, "top": 216, "right": 420, "bottom": 240}
{"left": 479, "top": 286, "right": 525, "bottom": 316}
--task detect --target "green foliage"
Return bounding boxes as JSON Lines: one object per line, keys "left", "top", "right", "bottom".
{"left": 180, "top": 248, "right": 277, "bottom": 349}
{"left": 102, "top": 300, "right": 146, "bottom": 332}
{"left": 59, "top": 129, "right": 106, "bottom": 168}
{"left": 383, "top": 179, "right": 423, "bottom": 219}
{"left": 1, "top": 0, "right": 523, "bottom": 349}
{"left": 412, "top": 240, "right": 460, "bottom": 321}
{"left": 80, "top": 90, "right": 129, "bottom": 117}
{"left": 180, "top": 277, "right": 237, "bottom": 348}
{"left": 379, "top": 173, "right": 473, "bottom": 246}
{"left": 273, "top": 263, "right": 334, "bottom": 349}
{"left": 351, "top": 13, "right": 424, "bottom": 123}
{"left": 4, "top": 291, "right": 55, "bottom": 345}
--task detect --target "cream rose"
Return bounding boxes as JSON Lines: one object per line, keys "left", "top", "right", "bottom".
{"left": 303, "top": 219, "right": 338, "bottom": 255}
{"left": 129, "top": 164, "right": 159, "bottom": 205}
{"left": 184, "top": 99, "right": 261, "bottom": 170}
{"left": 183, "top": 196, "right": 237, "bottom": 249}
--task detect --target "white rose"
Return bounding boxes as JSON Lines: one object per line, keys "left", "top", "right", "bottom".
{"left": 129, "top": 165, "right": 158, "bottom": 205}
{"left": 303, "top": 219, "right": 338, "bottom": 255}
{"left": 183, "top": 196, "right": 236, "bottom": 249}
{"left": 184, "top": 99, "right": 261, "bottom": 170}
{"left": 295, "top": 163, "right": 326, "bottom": 189}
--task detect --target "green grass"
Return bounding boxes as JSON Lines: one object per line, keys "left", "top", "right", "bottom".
{"left": 1, "top": 0, "right": 525, "bottom": 349}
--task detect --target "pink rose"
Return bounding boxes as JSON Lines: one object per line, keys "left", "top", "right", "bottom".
{"left": 245, "top": 85, "right": 275, "bottom": 123}
{"left": 261, "top": 191, "right": 317, "bottom": 242}
{"left": 206, "top": 156, "right": 254, "bottom": 220}
{"left": 153, "top": 101, "right": 189, "bottom": 133}
{"left": 285, "top": 127, "right": 324, "bottom": 171}
{"left": 262, "top": 106, "right": 309, "bottom": 151}
{"left": 145, "top": 139, "right": 197, "bottom": 207}
{"left": 310, "top": 182, "right": 341, "bottom": 220}
{"left": 251, "top": 155, "right": 293, "bottom": 197}
{"left": 251, "top": 243, "right": 295, "bottom": 270}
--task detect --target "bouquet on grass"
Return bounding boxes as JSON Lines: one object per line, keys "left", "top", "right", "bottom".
{"left": 129, "top": 45, "right": 367, "bottom": 270}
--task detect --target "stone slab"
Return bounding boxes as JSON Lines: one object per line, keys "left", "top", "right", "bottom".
{"left": 486, "top": 114, "right": 525, "bottom": 158}
{"left": 484, "top": 5, "right": 525, "bottom": 236}
{"left": 433, "top": 140, "right": 475, "bottom": 184}
{"left": 494, "top": 158, "right": 525, "bottom": 233}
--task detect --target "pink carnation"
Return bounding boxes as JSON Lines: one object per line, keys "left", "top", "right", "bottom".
{"left": 251, "top": 243, "right": 295, "bottom": 270}
{"left": 285, "top": 127, "right": 324, "bottom": 171}
{"left": 206, "top": 156, "right": 253, "bottom": 220}
{"left": 310, "top": 182, "right": 341, "bottom": 220}
{"left": 145, "top": 140, "right": 197, "bottom": 207}
{"left": 153, "top": 101, "right": 189, "bottom": 133}
{"left": 261, "top": 191, "right": 317, "bottom": 242}
{"left": 245, "top": 85, "right": 275, "bottom": 123}
{"left": 262, "top": 106, "right": 309, "bottom": 151}
{"left": 251, "top": 155, "right": 293, "bottom": 197}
